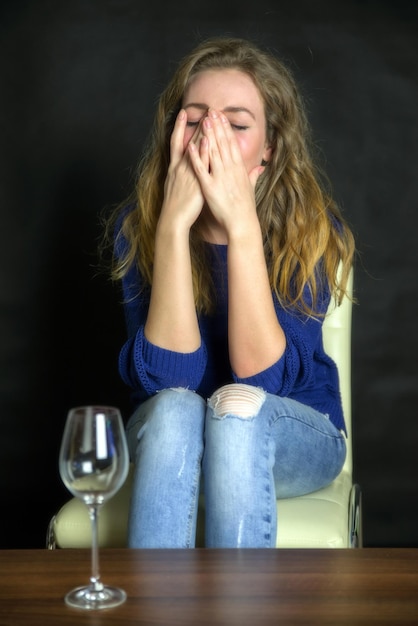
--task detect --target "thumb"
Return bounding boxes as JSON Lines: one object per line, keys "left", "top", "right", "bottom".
{"left": 249, "top": 165, "right": 265, "bottom": 188}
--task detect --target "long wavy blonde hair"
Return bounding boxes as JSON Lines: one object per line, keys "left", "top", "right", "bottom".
{"left": 109, "top": 36, "right": 355, "bottom": 315}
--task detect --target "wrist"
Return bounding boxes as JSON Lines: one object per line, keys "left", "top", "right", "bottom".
{"left": 156, "top": 212, "right": 191, "bottom": 243}
{"left": 225, "top": 214, "right": 263, "bottom": 246}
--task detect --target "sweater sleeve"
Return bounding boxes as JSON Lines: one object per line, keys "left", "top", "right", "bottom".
{"left": 116, "top": 226, "right": 208, "bottom": 401}
{"left": 119, "top": 327, "right": 208, "bottom": 398}
{"left": 232, "top": 286, "right": 330, "bottom": 397}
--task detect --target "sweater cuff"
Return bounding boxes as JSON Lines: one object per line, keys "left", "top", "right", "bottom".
{"left": 141, "top": 334, "right": 207, "bottom": 391}
{"left": 233, "top": 355, "right": 285, "bottom": 395}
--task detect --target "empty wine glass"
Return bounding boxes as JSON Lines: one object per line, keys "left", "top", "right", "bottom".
{"left": 59, "top": 405, "right": 129, "bottom": 610}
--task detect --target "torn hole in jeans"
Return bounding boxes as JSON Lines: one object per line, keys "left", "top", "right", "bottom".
{"left": 208, "top": 384, "right": 266, "bottom": 419}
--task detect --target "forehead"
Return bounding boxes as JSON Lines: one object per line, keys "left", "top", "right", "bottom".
{"left": 183, "top": 69, "right": 265, "bottom": 113}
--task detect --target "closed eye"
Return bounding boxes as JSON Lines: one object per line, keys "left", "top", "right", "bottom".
{"left": 186, "top": 120, "right": 248, "bottom": 130}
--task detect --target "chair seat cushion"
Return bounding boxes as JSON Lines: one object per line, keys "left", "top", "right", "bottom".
{"left": 276, "top": 470, "right": 352, "bottom": 548}
{"left": 53, "top": 469, "right": 133, "bottom": 549}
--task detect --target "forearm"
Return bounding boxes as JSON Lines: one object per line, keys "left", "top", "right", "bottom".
{"left": 144, "top": 219, "right": 201, "bottom": 353}
{"left": 227, "top": 221, "right": 286, "bottom": 378}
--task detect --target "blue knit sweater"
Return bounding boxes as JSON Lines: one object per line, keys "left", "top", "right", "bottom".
{"left": 118, "top": 241, "right": 345, "bottom": 433}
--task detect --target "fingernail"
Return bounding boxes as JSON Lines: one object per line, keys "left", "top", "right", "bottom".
{"left": 178, "top": 109, "right": 186, "bottom": 120}
{"left": 209, "top": 108, "right": 218, "bottom": 119}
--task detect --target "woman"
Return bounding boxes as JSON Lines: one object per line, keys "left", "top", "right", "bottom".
{"left": 108, "top": 36, "right": 355, "bottom": 548}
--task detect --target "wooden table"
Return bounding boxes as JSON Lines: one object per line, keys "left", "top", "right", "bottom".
{"left": 0, "top": 549, "right": 417, "bottom": 625}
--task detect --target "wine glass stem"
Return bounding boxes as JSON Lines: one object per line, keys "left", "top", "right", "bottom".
{"left": 88, "top": 504, "right": 104, "bottom": 591}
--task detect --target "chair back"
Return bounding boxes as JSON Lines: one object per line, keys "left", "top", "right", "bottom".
{"left": 322, "top": 268, "right": 353, "bottom": 475}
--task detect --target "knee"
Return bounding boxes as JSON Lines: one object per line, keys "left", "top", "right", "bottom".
{"left": 137, "top": 388, "right": 205, "bottom": 450}
{"left": 208, "top": 384, "right": 266, "bottom": 419}
{"left": 154, "top": 387, "right": 205, "bottom": 415}
{"left": 134, "top": 388, "right": 205, "bottom": 438}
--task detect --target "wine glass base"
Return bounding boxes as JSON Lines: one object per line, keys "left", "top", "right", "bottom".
{"left": 65, "top": 584, "right": 127, "bottom": 610}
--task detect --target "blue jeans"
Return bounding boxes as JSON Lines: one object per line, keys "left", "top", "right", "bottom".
{"left": 126, "top": 384, "right": 346, "bottom": 548}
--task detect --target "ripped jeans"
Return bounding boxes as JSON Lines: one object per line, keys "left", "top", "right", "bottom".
{"left": 126, "top": 384, "right": 346, "bottom": 548}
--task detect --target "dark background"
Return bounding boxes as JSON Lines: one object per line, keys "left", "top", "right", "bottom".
{"left": 0, "top": 0, "right": 417, "bottom": 548}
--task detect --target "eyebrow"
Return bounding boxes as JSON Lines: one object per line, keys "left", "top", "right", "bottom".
{"left": 184, "top": 103, "right": 256, "bottom": 120}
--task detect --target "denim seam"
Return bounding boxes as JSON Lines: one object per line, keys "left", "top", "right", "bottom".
{"left": 184, "top": 460, "right": 202, "bottom": 548}
{"left": 262, "top": 423, "right": 274, "bottom": 547}
{"left": 271, "top": 412, "right": 345, "bottom": 439}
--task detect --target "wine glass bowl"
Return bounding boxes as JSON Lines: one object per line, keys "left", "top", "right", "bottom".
{"left": 59, "top": 406, "right": 129, "bottom": 610}
{"left": 60, "top": 408, "right": 127, "bottom": 504}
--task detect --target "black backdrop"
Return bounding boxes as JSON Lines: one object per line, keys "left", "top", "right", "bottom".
{"left": 1, "top": 0, "right": 417, "bottom": 548}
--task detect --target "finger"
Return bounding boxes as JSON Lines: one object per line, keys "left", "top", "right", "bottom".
{"left": 199, "top": 135, "right": 210, "bottom": 171}
{"left": 205, "top": 110, "right": 240, "bottom": 168}
{"left": 218, "top": 112, "right": 242, "bottom": 163}
{"left": 249, "top": 165, "right": 265, "bottom": 189}
{"left": 202, "top": 114, "right": 225, "bottom": 174}
{"left": 170, "top": 109, "right": 187, "bottom": 164}
{"left": 207, "top": 110, "right": 228, "bottom": 158}
{"left": 182, "top": 115, "right": 205, "bottom": 165}
{"left": 188, "top": 139, "right": 209, "bottom": 181}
